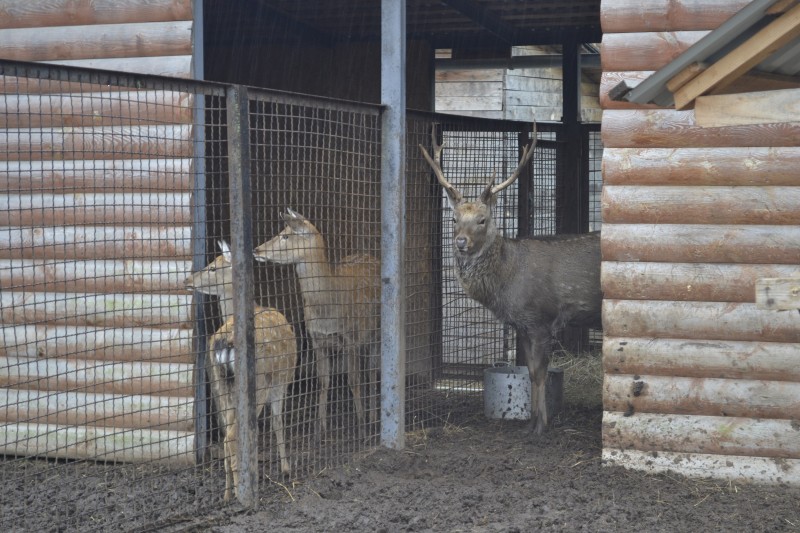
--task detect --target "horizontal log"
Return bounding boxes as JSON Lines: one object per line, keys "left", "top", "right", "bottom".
{"left": 603, "top": 412, "right": 800, "bottom": 459}
{"left": 600, "top": 0, "right": 751, "bottom": 34}
{"left": 601, "top": 262, "right": 800, "bottom": 302}
{"left": 0, "top": 356, "right": 193, "bottom": 397}
{"left": 0, "top": 0, "right": 192, "bottom": 29}
{"left": 603, "top": 299, "right": 800, "bottom": 343}
{"left": 0, "top": 422, "right": 193, "bottom": 464}
{"left": 0, "top": 259, "right": 193, "bottom": 293}
{"left": 604, "top": 374, "right": 800, "bottom": 418}
{"left": 0, "top": 387, "right": 193, "bottom": 431}
{"left": 0, "top": 225, "right": 192, "bottom": 260}
{"left": 602, "top": 147, "right": 800, "bottom": 186}
{"left": 0, "top": 91, "right": 194, "bottom": 128}
{"left": 602, "top": 109, "right": 800, "bottom": 148}
{"left": 0, "top": 423, "right": 194, "bottom": 465}
{"left": 0, "top": 159, "right": 194, "bottom": 192}
{"left": 601, "top": 224, "right": 800, "bottom": 264}
{"left": 602, "top": 185, "right": 800, "bottom": 225}
{"left": 0, "top": 325, "right": 193, "bottom": 363}
{"left": 602, "top": 448, "right": 800, "bottom": 485}
{"left": 0, "top": 21, "right": 192, "bottom": 62}
{"left": 755, "top": 277, "right": 800, "bottom": 311}
{"left": 695, "top": 88, "right": 800, "bottom": 127}
{"left": 0, "top": 55, "right": 193, "bottom": 93}
{"left": 0, "top": 125, "right": 193, "bottom": 161}
{"left": 603, "top": 336, "right": 800, "bottom": 381}
{"left": 0, "top": 291, "right": 192, "bottom": 328}
{"left": 601, "top": 31, "right": 707, "bottom": 73}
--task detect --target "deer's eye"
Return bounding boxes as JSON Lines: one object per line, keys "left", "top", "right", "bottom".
{"left": 452, "top": 217, "right": 457, "bottom": 224}
{"left": 477, "top": 218, "right": 486, "bottom": 225}
{"left": 281, "top": 234, "right": 289, "bottom": 240}
{"left": 209, "top": 266, "right": 217, "bottom": 272}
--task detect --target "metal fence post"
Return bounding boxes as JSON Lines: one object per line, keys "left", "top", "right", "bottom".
{"left": 225, "top": 84, "right": 259, "bottom": 507}
{"left": 380, "top": 0, "right": 407, "bottom": 450}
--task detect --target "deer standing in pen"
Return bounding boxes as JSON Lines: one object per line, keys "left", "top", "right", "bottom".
{"left": 419, "top": 126, "right": 602, "bottom": 435}
{"left": 185, "top": 240, "right": 297, "bottom": 501}
{"left": 253, "top": 209, "right": 380, "bottom": 442}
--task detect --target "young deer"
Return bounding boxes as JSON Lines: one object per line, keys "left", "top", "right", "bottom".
{"left": 253, "top": 209, "right": 380, "bottom": 441}
{"left": 419, "top": 128, "right": 602, "bottom": 435}
{"left": 185, "top": 241, "right": 297, "bottom": 501}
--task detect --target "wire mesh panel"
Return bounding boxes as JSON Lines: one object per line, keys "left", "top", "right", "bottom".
{"left": 587, "top": 126, "right": 604, "bottom": 232}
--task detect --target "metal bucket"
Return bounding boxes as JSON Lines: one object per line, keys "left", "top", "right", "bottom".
{"left": 483, "top": 363, "right": 531, "bottom": 420}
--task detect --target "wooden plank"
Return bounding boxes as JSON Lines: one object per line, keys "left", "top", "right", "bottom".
{"left": 0, "top": 56, "right": 193, "bottom": 93}
{"left": 435, "top": 95, "right": 504, "bottom": 112}
{"left": 603, "top": 336, "right": 800, "bottom": 381}
{"left": 0, "top": 259, "right": 193, "bottom": 293}
{"left": 0, "top": 356, "right": 193, "bottom": 397}
{"left": 0, "top": 21, "right": 192, "bottom": 62}
{"left": 695, "top": 88, "right": 800, "bottom": 127}
{"left": 0, "top": 193, "right": 191, "bottom": 226}
{"left": 602, "top": 447, "right": 800, "bottom": 485}
{"left": 755, "top": 277, "right": 800, "bottom": 310}
{"left": 602, "top": 185, "right": 800, "bottom": 224}
{"left": 0, "top": 125, "right": 194, "bottom": 161}
{"left": 0, "top": 423, "right": 194, "bottom": 464}
{"left": 604, "top": 374, "right": 800, "bottom": 418}
{"left": 0, "top": 324, "right": 193, "bottom": 363}
{"left": 0, "top": 0, "right": 191, "bottom": 29}
{"left": 768, "top": 0, "right": 800, "bottom": 15}
{"left": 0, "top": 159, "right": 194, "bottom": 193}
{"left": 0, "top": 91, "right": 194, "bottom": 129}
{"left": 435, "top": 69, "right": 505, "bottom": 82}
{"left": 665, "top": 62, "right": 707, "bottom": 93}
{"left": 600, "top": 0, "right": 752, "bottom": 34}
{"left": 603, "top": 412, "right": 800, "bottom": 459}
{"left": 601, "top": 224, "right": 800, "bottom": 264}
{"left": 674, "top": 4, "right": 800, "bottom": 109}
{"left": 602, "top": 109, "right": 800, "bottom": 148}
{"left": 602, "top": 147, "right": 800, "bottom": 186}
{"left": 601, "top": 262, "right": 800, "bottom": 302}
{"left": 0, "top": 225, "right": 193, "bottom": 260}
{"left": 434, "top": 81, "right": 503, "bottom": 98}
{"left": 0, "top": 291, "right": 192, "bottom": 328}
{"left": 602, "top": 299, "right": 800, "bottom": 342}
{"left": 601, "top": 31, "right": 707, "bottom": 73}
{"left": 0, "top": 387, "right": 193, "bottom": 431}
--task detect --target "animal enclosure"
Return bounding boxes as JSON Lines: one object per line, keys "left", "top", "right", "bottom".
{"left": 0, "top": 58, "right": 601, "bottom": 531}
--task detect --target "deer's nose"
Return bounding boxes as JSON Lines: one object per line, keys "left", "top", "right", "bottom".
{"left": 455, "top": 237, "right": 468, "bottom": 251}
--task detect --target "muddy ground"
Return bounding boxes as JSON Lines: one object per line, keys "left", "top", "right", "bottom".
{"left": 193, "top": 402, "right": 800, "bottom": 533}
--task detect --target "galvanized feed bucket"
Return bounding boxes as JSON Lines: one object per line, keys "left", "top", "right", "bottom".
{"left": 483, "top": 363, "right": 564, "bottom": 421}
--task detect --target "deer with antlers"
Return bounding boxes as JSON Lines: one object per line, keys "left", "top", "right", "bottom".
{"left": 419, "top": 126, "right": 602, "bottom": 435}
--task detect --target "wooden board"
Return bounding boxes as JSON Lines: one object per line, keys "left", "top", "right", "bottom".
{"left": 602, "top": 147, "right": 800, "bottom": 186}
{"left": 600, "top": 0, "right": 751, "bottom": 34}
{"left": 602, "top": 185, "right": 800, "bottom": 225}
{"left": 601, "top": 262, "right": 800, "bottom": 302}
{"left": 603, "top": 299, "right": 800, "bottom": 343}
{"left": 695, "top": 88, "right": 800, "bottom": 127}
{"left": 0, "top": 259, "right": 193, "bottom": 293}
{"left": 0, "top": 21, "right": 192, "bottom": 62}
{"left": 601, "top": 31, "right": 708, "bottom": 73}
{"left": 0, "top": 0, "right": 192, "bottom": 29}
{"left": 755, "top": 277, "right": 800, "bottom": 310}
{"left": 602, "top": 447, "right": 800, "bottom": 485}
{"left": 0, "top": 423, "right": 194, "bottom": 465}
{"left": 601, "top": 224, "right": 800, "bottom": 264}
{"left": 0, "top": 225, "right": 193, "bottom": 260}
{"left": 604, "top": 374, "right": 800, "bottom": 418}
{"left": 603, "top": 412, "right": 800, "bottom": 458}
{"left": 604, "top": 336, "right": 800, "bottom": 381}
{"left": 0, "top": 291, "right": 192, "bottom": 328}
{"left": 0, "top": 356, "right": 193, "bottom": 397}
{"left": 0, "top": 324, "right": 193, "bottom": 363}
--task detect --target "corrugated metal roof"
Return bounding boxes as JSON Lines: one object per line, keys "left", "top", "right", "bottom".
{"left": 617, "top": 0, "right": 800, "bottom": 107}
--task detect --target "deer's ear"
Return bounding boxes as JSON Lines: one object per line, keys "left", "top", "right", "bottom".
{"left": 479, "top": 186, "right": 498, "bottom": 208}
{"left": 283, "top": 208, "right": 310, "bottom": 233}
{"left": 218, "top": 240, "right": 232, "bottom": 262}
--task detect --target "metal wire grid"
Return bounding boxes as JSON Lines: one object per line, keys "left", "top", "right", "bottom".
{"left": 587, "top": 127, "right": 604, "bottom": 232}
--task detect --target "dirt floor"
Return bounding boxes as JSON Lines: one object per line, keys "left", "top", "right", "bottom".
{"left": 192, "top": 402, "right": 800, "bottom": 533}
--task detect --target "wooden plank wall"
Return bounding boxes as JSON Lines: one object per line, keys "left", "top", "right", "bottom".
{"left": 0, "top": 0, "right": 196, "bottom": 465}
{"left": 435, "top": 47, "right": 601, "bottom": 122}
{"left": 600, "top": 0, "right": 800, "bottom": 484}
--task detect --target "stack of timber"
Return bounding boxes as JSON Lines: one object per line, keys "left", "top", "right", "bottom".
{"left": 600, "top": 0, "right": 800, "bottom": 484}
{"left": 0, "top": 0, "right": 196, "bottom": 465}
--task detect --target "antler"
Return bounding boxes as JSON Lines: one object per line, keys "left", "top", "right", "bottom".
{"left": 418, "top": 125, "right": 463, "bottom": 204}
{"left": 483, "top": 122, "right": 539, "bottom": 198}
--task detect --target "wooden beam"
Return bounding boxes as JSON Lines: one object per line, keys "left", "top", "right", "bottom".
{"left": 0, "top": 0, "right": 192, "bottom": 29}
{"left": 600, "top": 0, "right": 753, "bottom": 34}
{"left": 755, "top": 277, "right": 800, "bottom": 310}
{"left": 673, "top": 3, "right": 800, "bottom": 109}
{"left": 695, "top": 88, "right": 800, "bottom": 126}
{"left": 665, "top": 62, "right": 707, "bottom": 92}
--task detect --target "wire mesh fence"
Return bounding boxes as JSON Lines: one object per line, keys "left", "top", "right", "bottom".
{"left": 0, "top": 58, "right": 602, "bottom": 531}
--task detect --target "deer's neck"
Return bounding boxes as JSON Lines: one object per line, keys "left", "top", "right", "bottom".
{"left": 455, "top": 236, "right": 506, "bottom": 305}
{"left": 293, "top": 249, "right": 342, "bottom": 327}
{"left": 216, "top": 295, "right": 235, "bottom": 323}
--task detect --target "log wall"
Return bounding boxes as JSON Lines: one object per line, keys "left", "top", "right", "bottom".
{"left": 0, "top": 0, "right": 195, "bottom": 464}
{"left": 600, "top": 0, "right": 800, "bottom": 485}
